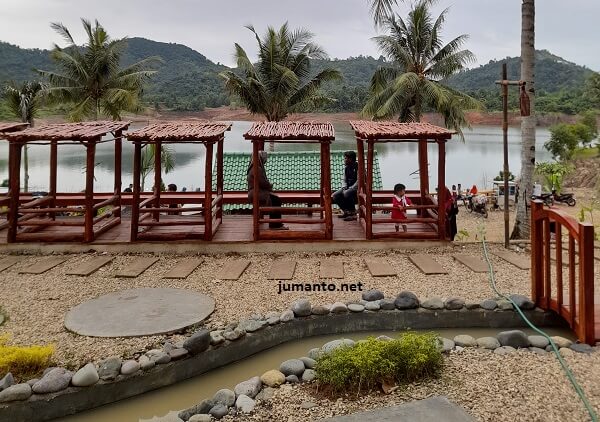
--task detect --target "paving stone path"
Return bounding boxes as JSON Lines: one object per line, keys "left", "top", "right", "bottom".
{"left": 19, "top": 257, "right": 66, "bottom": 274}
{"left": 163, "top": 258, "right": 203, "bottom": 279}
{"left": 114, "top": 257, "right": 158, "bottom": 278}
{"left": 267, "top": 260, "right": 297, "bottom": 280}
{"left": 493, "top": 251, "right": 531, "bottom": 270}
{"left": 67, "top": 257, "right": 113, "bottom": 276}
{"left": 452, "top": 254, "right": 489, "bottom": 273}
{"left": 320, "top": 260, "right": 344, "bottom": 279}
{"left": 364, "top": 259, "right": 397, "bottom": 277}
{"left": 408, "top": 254, "right": 447, "bottom": 275}
{"left": 216, "top": 260, "right": 250, "bottom": 280}
{"left": 0, "top": 256, "right": 21, "bottom": 273}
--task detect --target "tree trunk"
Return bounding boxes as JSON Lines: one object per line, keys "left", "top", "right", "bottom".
{"left": 511, "top": 0, "right": 536, "bottom": 240}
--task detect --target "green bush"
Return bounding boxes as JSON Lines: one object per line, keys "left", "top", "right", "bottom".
{"left": 315, "top": 333, "right": 443, "bottom": 395}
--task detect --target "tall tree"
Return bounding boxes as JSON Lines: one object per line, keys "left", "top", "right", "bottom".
{"left": 38, "top": 19, "right": 160, "bottom": 121}
{"left": 511, "top": 0, "right": 535, "bottom": 239}
{"left": 219, "top": 23, "right": 342, "bottom": 122}
{"left": 3, "top": 81, "right": 44, "bottom": 191}
{"left": 362, "top": 1, "right": 479, "bottom": 137}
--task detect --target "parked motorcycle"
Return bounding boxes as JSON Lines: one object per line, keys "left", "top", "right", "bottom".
{"left": 466, "top": 194, "right": 488, "bottom": 218}
{"left": 531, "top": 192, "right": 554, "bottom": 206}
{"left": 552, "top": 189, "right": 576, "bottom": 207}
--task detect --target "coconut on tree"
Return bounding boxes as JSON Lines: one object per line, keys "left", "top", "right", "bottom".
{"left": 362, "top": 0, "right": 480, "bottom": 137}
{"left": 219, "top": 23, "right": 342, "bottom": 122}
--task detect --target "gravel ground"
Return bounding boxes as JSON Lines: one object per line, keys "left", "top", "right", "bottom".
{"left": 222, "top": 348, "right": 600, "bottom": 422}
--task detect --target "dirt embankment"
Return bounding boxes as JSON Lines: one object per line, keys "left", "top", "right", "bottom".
{"left": 564, "top": 157, "right": 600, "bottom": 189}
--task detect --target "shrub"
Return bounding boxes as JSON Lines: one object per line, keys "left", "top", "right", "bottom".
{"left": 0, "top": 334, "right": 54, "bottom": 380}
{"left": 315, "top": 332, "right": 443, "bottom": 395}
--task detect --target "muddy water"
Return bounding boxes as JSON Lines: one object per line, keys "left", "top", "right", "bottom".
{"left": 61, "top": 327, "right": 575, "bottom": 422}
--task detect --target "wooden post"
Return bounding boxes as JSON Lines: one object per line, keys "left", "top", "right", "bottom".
{"left": 114, "top": 130, "right": 122, "bottom": 218}
{"left": 418, "top": 139, "right": 429, "bottom": 210}
{"left": 130, "top": 142, "right": 142, "bottom": 241}
{"left": 84, "top": 140, "right": 97, "bottom": 242}
{"left": 366, "top": 141, "right": 374, "bottom": 239}
{"left": 579, "top": 222, "right": 595, "bottom": 344}
{"left": 153, "top": 141, "right": 162, "bottom": 222}
{"left": 543, "top": 217, "right": 552, "bottom": 309}
{"left": 252, "top": 142, "right": 260, "bottom": 241}
{"left": 437, "top": 140, "right": 446, "bottom": 240}
{"left": 356, "top": 138, "right": 365, "bottom": 224}
{"left": 530, "top": 200, "right": 544, "bottom": 304}
{"left": 216, "top": 136, "right": 224, "bottom": 221}
{"left": 322, "top": 142, "right": 333, "bottom": 239}
{"left": 555, "top": 224, "right": 563, "bottom": 307}
{"left": 49, "top": 140, "right": 58, "bottom": 220}
{"left": 7, "top": 142, "right": 22, "bottom": 243}
{"left": 204, "top": 141, "right": 213, "bottom": 240}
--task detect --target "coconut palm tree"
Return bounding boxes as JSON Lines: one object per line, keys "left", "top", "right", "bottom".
{"left": 362, "top": 0, "right": 479, "bottom": 137}
{"left": 3, "top": 81, "right": 44, "bottom": 191}
{"left": 219, "top": 23, "right": 342, "bottom": 122}
{"left": 38, "top": 19, "right": 160, "bottom": 121}
{"left": 511, "top": 0, "right": 536, "bottom": 239}
{"left": 140, "top": 144, "right": 175, "bottom": 192}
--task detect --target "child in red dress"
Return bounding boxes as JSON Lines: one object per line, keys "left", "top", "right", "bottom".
{"left": 392, "top": 183, "right": 412, "bottom": 232}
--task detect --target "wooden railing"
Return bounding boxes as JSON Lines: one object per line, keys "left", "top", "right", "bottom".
{"left": 531, "top": 200, "right": 596, "bottom": 345}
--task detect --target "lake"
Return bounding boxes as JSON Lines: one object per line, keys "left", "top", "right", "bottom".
{"left": 0, "top": 122, "right": 552, "bottom": 192}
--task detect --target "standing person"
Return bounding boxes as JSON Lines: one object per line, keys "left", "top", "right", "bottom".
{"left": 445, "top": 186, "right": 459, "bottom": 240}
{"left": 332, "top": 151, "right": 358, "bottom": 221}
{"left": 392, "top": 183, "right": 412, "bottom": 232}
{"left": 247, "top": 151, "right": 288, "bottom": 230}
{"left": 451, "top": 184, "right": 457, "bottom": 200}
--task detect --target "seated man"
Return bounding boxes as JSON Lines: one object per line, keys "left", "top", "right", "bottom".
{"left": 247, "top": 151, "right": 287, "bottom": 230}
{"left": 332, "top": 151, "right": 358, "bottom": 221}
{"left": 167, "top": 183, "right": 180, "bottom": 215}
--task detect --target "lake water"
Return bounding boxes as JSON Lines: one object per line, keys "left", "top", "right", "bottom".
{"left": 0, "top": 122, "right": 552, "bottom": 193}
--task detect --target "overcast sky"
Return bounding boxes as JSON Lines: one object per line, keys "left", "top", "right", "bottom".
{"left": 1, "top": 0, "right": 599, "bottom": 71}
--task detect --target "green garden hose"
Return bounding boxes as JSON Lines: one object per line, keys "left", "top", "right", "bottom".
{"left": 480, "top": 233, "right": 598, "bottom": 422}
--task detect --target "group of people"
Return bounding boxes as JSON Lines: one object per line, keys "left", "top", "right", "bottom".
{"left": 247, "top": 150, "right": 459, "bottom": 240}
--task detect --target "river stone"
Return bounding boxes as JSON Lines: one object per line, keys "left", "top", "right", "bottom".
{"left": 362, "top": 289, "right": 384, "bottom": 301}
{"left": 300, "top": 357, "right": 316, "bottom": 369}
{"left": 238, "top": 319, "right": 267, "bottom": 333}
{"left": 465, "top": 302, "right": 480, "bottom": 310}
{"left": 497, "top": 299, "right": 514, "bottom": 310}
{"left": 379, "top": 298, "right": 396, "bottom": 310}
{"left": 394, "top": 291, "right": 419, "bottom": 309}
{"left": 301, "top": 369, "right": 316, "bottom": 382}
{"left": 120, "top": 360, "right": 140, "bottom": 375}
{"left": 453, "top": 335, "right": 477, "bottom": 347}
{"left": 551, "top": 336, "right": 573, "bottom": 348}
{"left": 234, "top": 376, "right": 261, "bottom": 398}
{"left": 98, "top": 357, "right": 122, "bottom": 381}
{"left": 0, "top": 373, "right": 14, "bottom": 391}
{"left": 528, "top": 335, "right": 550, "bottom": 349}
{"left": 421, "top": 297, "right": 444, "bottom": 310}
{"left": 209, "top": 404, "right": 229, "bottom": 419}
{"left": 497, "top": 330, "right": 529, "bottom": 348}
{"left": 260, "top": 370, "right": 285, "bottom": 387}
{"left": 439, "top": 338, "right": 455, "bottom": 353}
{"left": 285, "top": 375, "right": 299, "bottom": 383}
{"left": 321, "top": 338, "right": 356, "bottom": 354}
{"left": 477, "top": 337, "right": 501, "bottom": 350}
{"left": 364, "top": 301, "right": 381, "bottom": 311}
{"left": 330, "top": 302, "right": 348, "bottom": 313}
{"left": 445, "top": 297, "right": 465, "bottom": 310}
{"left": 494, "top": 346, "right": 516, "bottom": 355}
{"left": 213, "top": 388, "right": 235, "bottom": 407}
{"left": 189, "top": 415, "right": 212, "bottom": 422}
{"left": 376, "top": 335, "right": 393, "bottom": 342}
{"left": 509, "top": 294, "right": 536, "bottom": 310}
{"left": 139, "top": 355, "right": 155, "bottom": 371}
{"left": 169, "top": 348, "right": 189, "bottom": 360}
{"left": 71, "top": 363, "right": 99, "bottom": 387}
{"left": 480, "top": 299, "right": 497, "bottom": 310}
{"left": 42, "top": 367, "right": 57, "bottom": 377}
{"left": 280, "top": 359, "right": 305, "bottom": 377}
{"left": 265, "top": 311, "right": 279, "bottom": 319}
{"left": 348, "top": 303, "right": 365, "bottom": 312}
{"left": 150, "top": 352, "right": 171, "bottom": 365}
{"left": 280, "top": 310, "right": 295, "bottom": 322}
{"left": 178, "top": 399, "right": 215, "bottom": 421}
{"left": 209, "top": 331, "right": 225, "bottom": 345}
{"left": 236, "top": 394, "right": 256, "bottom": 413}
{"left": 571, "top": 343, "right": 594, "bottom": 354}
{"left": 256, "top": 387, "right": 275, "bottom": 401}
{"left": 292, "top": 299, "right": 312, "bottom": 317}
{"left": 183, "top": 329, "right": 211, "bottom": 355}
{"left": 163, "top": 341, "right": 174, "bottom": 353}
{"left": 26, "top": 378, "right": 39, "bottom": 387}
{"left": 308, "top": 347, "right": 321, "bottom": 360}
{"left": 530, "top": 347, "right": 548, "bottom": 355}
{"left": 32, "top": 368, "right": 73, "bottom": 394}
{"left": 0, "top": 383, "right": 32, "bottom": 403}
{"left": 267, "top": 316, "right": 280, "bottom": 325}
{"left": 311, "top": 305, "right": 330, "bottom": 315}
{"left": 560, "top": 347, "right": 575, "bottom": 357}
{"left": 223, "top": 328, "right": 245, "bottom": 341}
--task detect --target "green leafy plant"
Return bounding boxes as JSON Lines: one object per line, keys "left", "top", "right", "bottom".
{"left": 493, "top": 171, "right": 515, "bottom": 182}
{"left": 535, "top": 161, "right": 573, "bottom": 193}
{"left": 455, "top": 228, "right": 470, "bottom": 241}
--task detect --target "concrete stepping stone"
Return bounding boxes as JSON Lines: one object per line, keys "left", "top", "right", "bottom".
{"left": 19, "top": 257, "right": 66, "bottom": 274}
{"left": 452, "top": 254, "right": 489, "bottom": 273}
{"left": 115, "top": 257, "right": 158, "bottom": 278}
{"left": 267, "top": 260, "right": 296, "bottom": 280}
{"left": 163, "top": 258, "right": 203, "bottom": 279}
{"left": 493, "top": 251, "right": 531, "bottom": 270}
{"left": 320, "top": 260, "right": 344, "bottom": 279}
{"left": 67, "top": 256, "right": 113, "bottom": 276}
{"left": 0, "top": 256, "right": 21, "bottom": 273}
{"left": 364, "top": 259, "right": 397, "bottom": 277}
{"left": 216, "top": 260, "right": 250, "bottom": 280}
{"left": 408, "top": 254, "right": 447, "bottom": 275}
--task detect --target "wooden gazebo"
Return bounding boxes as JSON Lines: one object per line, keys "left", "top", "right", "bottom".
{"left": 244, "top": 121, "right": 335, "bottom": 241}
{"left": 350, "top": 121, "right": 454, "bottom": 240}
{"left": 127, "top": 122, "right": 231, "bottom": 241}
{"left": 3, "top": 121, "right": 129, "bottom": 243}
{"left": 0, "top": 122, "right": 29, "bottom": 230}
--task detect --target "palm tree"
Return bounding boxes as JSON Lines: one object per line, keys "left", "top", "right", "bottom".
{"left": 140, "top": 145, "right": 175, "bottom": 192}
{"left": 219, "top": 23, "right": 342, "bottom": 122}
{"left": 369, "top": 0, "right": 401, "bottom": 26}
{"left": 38, "top": 19, "right": 160, "bottom": 121}
{"left": 362, "top": 1, "right": 480, "bottom": 137}
{"left": 3, "top": 81, "right": 44, "bottom": 191}
{"left": 511, "top": 0, "right": 535, "bottom": 239}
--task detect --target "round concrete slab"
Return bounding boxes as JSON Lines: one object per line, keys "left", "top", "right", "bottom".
{"left": 65, "top": 288, "right": 215, "bottom": 338}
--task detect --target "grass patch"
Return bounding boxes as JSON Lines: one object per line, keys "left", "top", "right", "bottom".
{"left": 0, "top": 334, "right": 54, "bottom": 381}
{"left": 315, "top": 332, "right": 443, "bottom": 396}
{"left": 573, "top": 147, "right": 600, "bottom": 159}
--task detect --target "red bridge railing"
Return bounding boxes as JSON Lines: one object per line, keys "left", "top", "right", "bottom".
{"left": 531, "top": 200, "right": 596, "bottom": 345}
